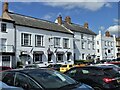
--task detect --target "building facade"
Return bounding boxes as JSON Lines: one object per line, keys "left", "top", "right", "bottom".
{"left": 116, "top": 37, "right": 120, "bottom": 58}
{"left": 55, "top": 16, "right": 96, "bottom": 61}
{"left": 0, "top": 18, "right": 16, "bottom": 67}
{"left": 1, "top": 2, "right": 118, "bottom": 68}
{"left": 1, "top": 2, "right": 74, "bottom": 68}
{"left": 96, "top": 31, "right": 117, "bottom": 60}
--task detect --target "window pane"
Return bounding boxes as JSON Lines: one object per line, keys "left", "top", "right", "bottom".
{"left": 21, "top": 33, "right": 31, "bottom": 46}
{"left": 1, "top": 23, "right": 6, "bottom": 32}
{"left": 2, "top": 72, "right": 15, "bottom": 86}
{"left": 63, "top": 39, "right": 69, "bottom": 48}
{"left": 35, "top": 35, "right": 44, "bottom": 46}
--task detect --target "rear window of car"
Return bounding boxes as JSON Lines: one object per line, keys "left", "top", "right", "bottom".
{"left": 103, "top": 68, "right": 120, "bottom": 77}
{"left": 81, "top": 69, "right": 104, "bottom": 75}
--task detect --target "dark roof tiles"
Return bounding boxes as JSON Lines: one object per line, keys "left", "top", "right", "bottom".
{"left": 8, "top": 12, "right": 72, "bottom": 34}
{"left": 63, "top": 22, "right": 96, "bottom": 35}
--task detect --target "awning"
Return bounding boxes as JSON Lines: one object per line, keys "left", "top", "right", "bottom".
{"left": 33, "top": 51, "right": 44, "bottom": 54}
{"left": 56, "top": 51, "right": 64, "bottom": 54}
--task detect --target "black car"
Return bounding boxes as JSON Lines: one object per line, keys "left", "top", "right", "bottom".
{"left": 47, "top": 64, "right": 62, "bottom": 71}
{"left": 64, "top": 66, "right": 120, "bottom": 90}
{"left": 1, "top": 68, "right": 94, "bottom": 90}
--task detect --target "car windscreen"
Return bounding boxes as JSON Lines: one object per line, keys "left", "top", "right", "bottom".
{"left": 29, "top": 70, "right": 77, "bottom": 89}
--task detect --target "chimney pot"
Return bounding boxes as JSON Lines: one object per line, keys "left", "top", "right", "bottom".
{"left": 84, "top": 22, "right": 89, "bottom": 29}
{"left": 65, "top": 16, "right": 71, "bottom": 24}
{"left": 105, "top": 31, "right": 110, "bottom": 37}
{"left": 3, "top": 2, "right": 8, "bottom": 13}
{"left": 57, "top": 15, "right": 62, "bottom": 25}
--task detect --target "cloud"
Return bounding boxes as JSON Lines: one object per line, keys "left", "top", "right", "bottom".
{"left": 2, "top": 0, "right": 120, "bottom": 2}
{"left": 9, "top": 9, "right": 14, "bottom": 12}
{"left": 41, "top": 13, "right": 55, "bottom": 20}
{"left": 113, "top": 18, "right": 120, "bottom": 24}
{"left": 105, "top": 3, "right": 112, "bottom": 8}
{"left": 99, "top": 26, "right": 105, "bottom": 31}
{"left": 42, "top": 0, "right": 112, "bottom": 11}
{"left": 107, "top": 25, "right": 120, "bottom": 36}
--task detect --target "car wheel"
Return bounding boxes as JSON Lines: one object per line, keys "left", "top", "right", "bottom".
{"left": 93, "top": 86, "right": 102, "bottom": 90}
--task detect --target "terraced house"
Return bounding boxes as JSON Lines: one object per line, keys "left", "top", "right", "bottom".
{"left": 1, "top": 2, "right": 74, "bottom": 68}
{"left": 55, "top": 15, "right": 97, "bottom": 61}
{"left": 2, "top": 2, "right": 117, "bottom": 68}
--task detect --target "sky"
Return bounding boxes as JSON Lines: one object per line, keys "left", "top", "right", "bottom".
{"left": 0, "top": 0, "right": 120, "bottom": 37}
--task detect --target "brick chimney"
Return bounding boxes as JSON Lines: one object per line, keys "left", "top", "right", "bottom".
{"left": 84, "top": 22, "right": 89, "bottom": 29}
{"left": 57, "top": 15, "right": 62, "bottom": 25}
{"left": 3, "top": 2, "right": 8, "bottom": 13}
{"left": 105, "top": 31, "right": 110, "bottom": 37}
{"left": 65, "top": 16, "right": 71, "bottom": 24}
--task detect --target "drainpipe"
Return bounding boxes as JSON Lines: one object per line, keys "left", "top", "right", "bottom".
{"left": 13, "top": 22, "right": 17, "bottom": 68}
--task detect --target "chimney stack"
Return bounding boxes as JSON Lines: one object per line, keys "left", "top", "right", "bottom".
{"left": 65, "top": 16, "right": 71, "bottom": 24}
{"left": 57, "top": 15, "right": 62, "bottom": 25}
{"left": 3, "top": 2, "right": 8, "bottom": 13}
{"left": 105, "top": 31, "right": 110, "bottom": 37}
{"left": 84, "top": 22, "right": 89, "bottom": 29}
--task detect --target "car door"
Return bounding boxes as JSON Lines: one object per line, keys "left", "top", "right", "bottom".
{"left": 77, "top": 68, "right": 93, "bottom": 85}
{"left": 14, "top": 72, "right": 42, "bottom": 90}
{"left": 2, "top": 72, "right": 15, "bottom": 86}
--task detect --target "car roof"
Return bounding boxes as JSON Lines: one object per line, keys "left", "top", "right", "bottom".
{"left": 93, "top": 63, "right": 115, "bottom": 66}
{"left": 73, "top": 66, "right": 113, "bottom": 70}
{"left": 3, "top": 68, "right": 52, "bottom": 74}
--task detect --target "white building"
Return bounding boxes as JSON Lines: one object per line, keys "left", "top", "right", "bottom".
{"left": 1, "top": 2, "right": 74, "bottom": 68}
{"left": 55, "top": 16, "right": 96, "bottom": 61}
{"left": 116, "top": 38, "right": 120, "bottom": 58}
{"left": 0, "top": 18, "right": 16, "bottom": 68}
{"left": 96, "top": 31, "right": 117, "bottom": 60}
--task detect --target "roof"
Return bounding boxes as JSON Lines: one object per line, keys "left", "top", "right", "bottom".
{"left": 7, "top": 12, "right": 73, "bottom": 35}
{"left": 73, "top": 66, "right": 113, "bottom": 69}
{"left": 63, "top": 22, "right": 96, "bottom": 35}
{"left": 4, "top": 68, "right": 51, "bottom": 74}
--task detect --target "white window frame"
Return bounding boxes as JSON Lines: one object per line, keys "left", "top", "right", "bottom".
{"left": 1, "top": 38, "right": 7, "bottom": 52}
{"left": 57, "top": 54, "right": 63, "bottom": 62}
{"left": 33, "top": 54, "right": 42, "bottom": 63}
{"left": 88, "top": 40, "right": 90, "bottom": 49}
{"left": 81, "top": 41, "right": 85, "bottom": 49}
{"left": 35, "top": 35, "right": 44, "bottom": 47}
{"left": 1, "top": 23, "right": 7, "bottom": 32}
{"left": 63, "top": 38, "right": 69, "bottom": 49}
{"left": 92, "top": 42, "right": 95, "bottom": 50}
{"left": 54, "top": 37, "right": 60, "bottom": 47}
{"left": 21, "top": 33, "right": 31, "bottom": 46}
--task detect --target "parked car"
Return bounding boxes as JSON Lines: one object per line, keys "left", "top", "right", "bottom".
{"left": 92, "top": 63, "right": 120, "bottom": 73}
{"left": 64, "top": 66, "right": 120, "bottom": 90}
{"left": 60, "top": 64, "right": 74, "bottom": 73}
{"left": 0, "top": 81, "right": 23, "bottom": 90}
{"left": 1, "top": 68, "right": 94, "bottom": 90}
{"left": 47, "top": 64, "right": 62, "bottom": 71}
{"left": 23, "top": 64, "right": 39, "bottom": 69}
{"left": 0, "top": 66, "right": 11, "bottom": 72}
{"left": 107, "top": 62, "right": 120, "bottom": 67}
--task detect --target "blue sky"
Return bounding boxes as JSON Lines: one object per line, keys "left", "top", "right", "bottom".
{"left": 0, "top": 1, "right": 120, "bottom": 36}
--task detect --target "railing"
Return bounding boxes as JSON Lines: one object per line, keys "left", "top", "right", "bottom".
{"left": 0, "top": 45, "right": 15, "bottom": 52}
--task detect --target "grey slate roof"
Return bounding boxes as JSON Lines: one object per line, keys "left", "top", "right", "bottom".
{"left": 63, "top": 22, "right": 96, "bottom": 35}
{"left": 8, "top": 12, "right": 72, "bottom": 34}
